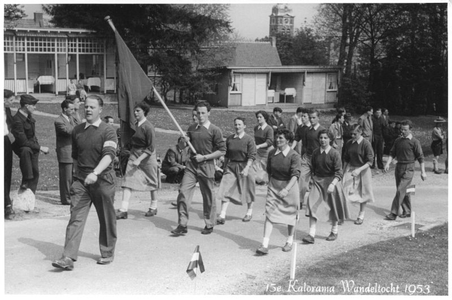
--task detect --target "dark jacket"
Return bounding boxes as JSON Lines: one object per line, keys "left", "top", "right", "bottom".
{"left": 11, "top": 110, "right": 40, "bottom": 154}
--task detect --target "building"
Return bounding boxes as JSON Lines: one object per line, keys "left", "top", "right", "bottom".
{"left": 3, "top": 13, "right": 116, "bottom": 95}
{"left": 269, "top": 3, "right": 295, "bottom": 37}
{"left": 203, "top": 40, "right": 341, "bottom": 108}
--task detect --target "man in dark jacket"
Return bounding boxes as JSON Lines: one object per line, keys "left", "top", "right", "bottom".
{"left": 161, "top": 136, "right": 189, "bottom": 183}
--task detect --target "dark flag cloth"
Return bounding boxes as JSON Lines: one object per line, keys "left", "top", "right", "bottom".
{"left": 406, "top": 184, "right": 416, "bottom": 195}
{"left": 186, "top": 245, "right": 205, "bottom": 280}
{"left": 114, "top": 30, "right": 153, "bottom": 147}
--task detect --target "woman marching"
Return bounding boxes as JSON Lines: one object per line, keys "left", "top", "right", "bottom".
{"left": 217, "top": 118, "right": 257, "bottom": 224}
{"left": 256, "top": 129, "right": 301, "bottom": 255}
{"left": 431, "top": 117, "right": 447, "bottom": 174}
{"left": 342, "top": 124, "right": 375, "bottom": 225}
{"left": 303, "top": 129, "right": 349, "bottom": 243}
{"left": 116, "top": 101, "right": 160, "bottom": 219}
{"left": 252, "top": 110, "right": 274, "bottom": 184}
{"left": 329, "top": 113, "right": 345, "bottom": 157}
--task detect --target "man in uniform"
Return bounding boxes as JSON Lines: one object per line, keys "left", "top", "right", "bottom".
{"left": 52, "top": 95, "right": 118, "bottom": 270}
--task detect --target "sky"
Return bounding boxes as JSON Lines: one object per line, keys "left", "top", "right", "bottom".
{"left": 19, "top": 1, "right": 319, "bottom": 40}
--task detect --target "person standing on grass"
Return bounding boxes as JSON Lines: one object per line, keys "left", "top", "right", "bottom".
{"left": 383, "top": 120, "right": 426, "bottom": 220}
{"left": 70, "top": 96, "right": 83, "bottom": 124}
{"left": 252, "top": 110, "right": 274, "bottom": 184}
{"left": 54, "top": 99, "right": 76, "bottom": 205}
{"left": 52, "top": 95, "right": 118, "bottom": 270}
{"left": 303, "top": 130, "right": 348, "bottom": 244}
{"left": 11, "top": 94, "right": 50, "bottom": 194}
{"left": 217, "top": 117, "right": 257, "bottom": 224}
{"left": 431, "top": 117, "right": 447, "bottom": 174}
{"left": 116, "top": 101, "right": 160, "bottom": 219}
{"left": 256, "top": 129, "right": 301, "bottom": 255}
{"left": 171, "top": 101, "right": 226, "bottom": 236}
{"left": 357, "top": 106, "right": 373, "bottom": 143}
{"left": 4, "top": 89, "right": 15, "bottom": 219}
{"left": 342, "top": 124, "right": 375, "bottom": 225}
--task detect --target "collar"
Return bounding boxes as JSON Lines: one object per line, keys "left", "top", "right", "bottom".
{"left": 233, "top": 131, "right": 245, "bottom": 139}
{"left": 62, "top": 114, "right": 70, "bottom": 122}
{"left": 19, "top": 109, "right": 28, "bottom": 118}
{"left": 196, "top": 120, "right": 211, "bottom": 130}
{"left": 404, "top": 134, "right": 413, "bottom": 140}
{"left": 84, "top": 118, "right": 102, "bottom": 129}
{"left": 320, "top": 145, "right": 332, "bottom": 154}
{"left": 136, "top": 118, "right": 146, "bottom": 127}
{"left": 303, "top": 121, "right": 311, "bottom": 127}
{"left": 310, "top": 123, "right": 320, "bottom": 130}
{"left": 258, "top": 123, "right": 268, "bottom": 130}
{"left": 354, "top": 136, "right": 364, "bottom": 144}
{"left": 274, "top": 146, "right": 291, "bottom": 157}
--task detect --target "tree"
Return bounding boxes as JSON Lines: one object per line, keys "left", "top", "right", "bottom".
{"left": 4, "top": 4, "right": 27, "bottom": 28}
{"left": 42, "top": 4, "right": 232, "bottom": 102}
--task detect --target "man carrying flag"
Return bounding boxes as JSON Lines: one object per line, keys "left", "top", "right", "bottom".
{"left": 186, "top": 245, "right": 205, "bottom": 279}
{"left": 383, "top": 120, "right": 426, "bottom": 220}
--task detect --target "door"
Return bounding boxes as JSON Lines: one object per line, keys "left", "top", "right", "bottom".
{"left": 303, "top": 73, "right": 326, "bottom": 104}
{"left": 255, "top": 74, "right": 267, "bottom": 105}
{"left": 241, "top": 74, "right": 255, "bottom": 106}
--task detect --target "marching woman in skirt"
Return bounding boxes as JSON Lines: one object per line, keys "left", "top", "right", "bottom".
{"left": 256, "top": 129, "right": 301, "bottom": 255}
{"left": 431, "top": 117, "right": 447, "bottom": 174}
{"left": 252, "top": 110, "right": 274, "bottom": 184}
{"left": 217, "top": 117, "right": 257, "bottom": 224}
{"left": 116, "top": 101, "right": 160, "bottom": 219}
{"left": 342, "top": 124, "right": 375, "bottom": 225}
{"left": 303, "top": 129, "right": 349, "bottom": 243}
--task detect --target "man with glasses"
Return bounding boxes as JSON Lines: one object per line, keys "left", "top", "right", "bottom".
{"left": 11, "top": 94, "right": 49, "bottom": 194}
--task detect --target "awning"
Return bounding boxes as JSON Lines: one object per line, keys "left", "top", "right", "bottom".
{"left": 15, "top": 31, "right": 68, "bottom": 38}
{"left": 229, "top": 66, "right": 341, "bottom": 73}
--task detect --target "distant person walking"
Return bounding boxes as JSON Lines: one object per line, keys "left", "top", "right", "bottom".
{"left": 329, "top": 113, "right": 345, "bottom": 157}
{"left": 371, "top": 108, "right": 387, "bottom": 170}
{"left": 384, "top": 120, "right": 426, "bottom": 220}
{"left": 431, "top": 117, "right": 447, "bottom": 174}
{"left": 252, "top": 110, "right": 274, "bottom": 184}
{"left": 4, "top": 89, "right": 15, "bottom": 219}
{"left": 357, "top": 106, "right": 373, "bottom": 143}
{"left": 286, "top": 107, "right": 303, "bottom": 136}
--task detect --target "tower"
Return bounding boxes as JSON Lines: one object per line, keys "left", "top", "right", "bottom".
{"left": 269, "top": 3, "right": 295, "bottom": 37}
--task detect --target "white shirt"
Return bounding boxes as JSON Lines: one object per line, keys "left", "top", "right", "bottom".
{"left": 353, "top": 136, "right": 364, "bottom": 144}
{"left": 310, "top": 123, "right": 320, "bottom": 130}
{"left": 62, "top": 113, "right": 70, "bottom": 122}
{"left": 196, "top": 120, "right": 211, "bottom": 130}
{"left": 404, "top": 134, "right": 413, "bottom": 140}
{"left": 84, "top": 118, "right": 102, "bottom": 129}
{"left": 233, "top": 131, "right": 245, "bottom": 139}
{"left": 136, "top": 118, "right": 146, "bottom": 127}
{"left": 258, "top": 123, "right": 268, "bottom": 130}
{"left": 274, "top": 146, "right": 291, "bottom": 157}
{"left": 320, "top": 145, "right": 332, "bottom": 154}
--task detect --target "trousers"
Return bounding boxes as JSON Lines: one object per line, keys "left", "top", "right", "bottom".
{"left": 390, "top": 163, "right": 414, "bottom": 215}
{"left": 17, "top": 147, "right": 40, "bottom": 193}
{"left": 58, "top": 163, "right": 73, "bottom": 204}
{"left": 4, "top": 136, "right": 13, "bottom": 208}
{"left": 372, "top": 135, "right": 384, "bottom": 169}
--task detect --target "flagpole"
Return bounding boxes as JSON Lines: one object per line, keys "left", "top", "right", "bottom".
{"left": 105, "top": 16, "right": 197, "bottom": 154}
{"left": 290, "top": 207, "right": 300, "bottom": 280}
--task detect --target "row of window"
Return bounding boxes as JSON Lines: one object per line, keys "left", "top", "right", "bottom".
{"left": 270, "top": 17, "right": 294, "bottom": 25}
{"left": 4, "top": 36, "right": 107, "bottom": 53}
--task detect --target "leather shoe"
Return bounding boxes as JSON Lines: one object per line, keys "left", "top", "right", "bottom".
{"left": 116, "top": 210, "right": 128, "bottom": 220}
{"left": 302, "top": 235, "right": 315, "bottom": 244}
{"left": 5, "top": 206, "right": 15, "bottom": 220}
{"left": 52, "top": 256, "right": 74, "bottom": 270}
{"left": 326, "top": 232, "right": 338, "bottom": 241}
{"left": 216, "top": 217, "right": 225, "bottom": 225}
{"left": 171, "top": 225, "right": 187, "bottom": 235}
{"left": 399, "top": 213, "right": 411, "bottom": 218}
{"left": 97, "top": 256, "right": 114, "bottom": 265}
{"left": 282, "top": 242, "right": 293, "bottom": 252}
{"left": 256, "top": 245, "right": 268, "bottom": 255}
{"left": 384, "top": 213, "right": 397, "bottom": 221}
{"left": 145, "top": 208, "right": 157, "bottom": 217}
{"left": 242, "top": 215, "right": 252, "bottom": 222}
{"left": 354, "top": 218, "right": 364, "bottom": 225}
{"left": 61, "top": 201, "right": 71, "bottom": 205}
{"left": 201, "top": 226, "right": 213, "bottom": 235}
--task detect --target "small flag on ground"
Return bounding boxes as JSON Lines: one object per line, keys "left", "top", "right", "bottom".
{"left": 186, "top": 245, "right": 205, "bottom": 280}
{"left": 406, "top": 184, "right": 416, "bottom": 195}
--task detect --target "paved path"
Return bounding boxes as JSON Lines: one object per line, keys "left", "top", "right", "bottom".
{"left": 4, "top": 182, "right": 447, "bottom": 294}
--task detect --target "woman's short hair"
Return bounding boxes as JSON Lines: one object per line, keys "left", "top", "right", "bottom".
{"left": 351, "top": 124, "right": 362, "bottom": 133}
{"left": 234, "top": 117, "right": 246, "bottom": 125}
{"left": 4, "top": 89, "right": 14, "bottom": 99}
{"left": 317, "top": 129, "right": 330, "bottom": 139}
{"left": 134, "top": 101, "right": 151, "bottom": 116}
{"left": 255, "top": 110, "right": 269, "bottom": 122}
{"left": 275, "top": 128, "right": 294, "bottom": 143}
{"left": 333, "top": 113, "right": 344, "bottom": 123}
{"left": 400, "top": 120, "right": 413, "bottom": 129}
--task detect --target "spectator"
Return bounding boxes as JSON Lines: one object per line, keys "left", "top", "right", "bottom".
{"left": 292, "top": 108, "right": 311, "bottom": 155}
{"left": 4, "top": 89, "right": 15, "bottom": 219}
{"left": 252, "top": 110, "right": 274, "bottom": 184}
{"left": 76, "top": 79, "right": 87, "bottom": 101}
{"left": 431, "top": 117, "right": 447, "bottom": 174}
{"left": 161, "top": 136, "right": 190, "bottom": 183}
{"left": 357, "top": 106, "right": 373, "bottom": 142}
{"left": 384, "top": 121, "right": 399, "bottom": 155}
{"left": 104, "top": 116, "right": 114, "bottom": 126}
{"left": 342, "top": 113, "right": 354, "bottom": 161}
{"left": 329, "top": 113, "right": 345, "bottom": 157}
{"left": 11, "top": 94, "right": 50, "bottom": 194}
{"left": 286, "top": 107, "right": 303, "bottom": 136}
{"left": 67, "top": 79, "right": 77, "bottom": 96}
{"left": 371, "top": 108, "right": 388, "bottom": 170}
{"left": 267, "top": 107, "right": 285, "bottom": 135}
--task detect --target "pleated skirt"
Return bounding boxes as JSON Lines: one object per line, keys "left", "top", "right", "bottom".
{"left": 121, "top": 151, "right": 160, "bottom": 191}
{"left": 265, "top": 177, "right": 300, "bottom": 226}
{"left": 217, "top": 161, "right": 256, "bottom": 205}
{"left": 342, "top": 166, "right": 375, "bottom": 204}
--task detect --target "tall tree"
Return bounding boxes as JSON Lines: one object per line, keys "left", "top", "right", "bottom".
{"left": 4, "top": 4, "right": 27, "bottom": 28}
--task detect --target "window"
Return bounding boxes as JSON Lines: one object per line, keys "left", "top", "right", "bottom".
{"left": 327, "top": 73, "right": 338, "bottom": 91}
{"left": 231, "top": 73, "right": 241, "bottom": 93}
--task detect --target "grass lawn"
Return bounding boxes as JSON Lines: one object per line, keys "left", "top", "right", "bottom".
{"left": 264, "top": 223, "right": 448, "bottom": 295}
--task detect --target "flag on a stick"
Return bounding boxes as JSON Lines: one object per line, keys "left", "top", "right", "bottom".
{"left": 186, "top": 245, "right": 205, "bottom": 280}
{"left": 406, "top": 184, "right": 416, "bottom": 195}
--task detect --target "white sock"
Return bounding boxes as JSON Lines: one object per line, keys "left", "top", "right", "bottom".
{"left": 220, "top": 202, "right": 229, "bottom": 218}
{"left": 309, "top": 218, "right": 317, "bottom": 237}
{"left": 262, "top": 237, "right": 270, "bottom": 248}
{"left": 286, "top": 235, "right": 294, "bottom": 245}
{"left": 246, "top": 208, "right": 252, "bottom": 216}
{"left": 358, "top": 210, "right": 365, "bottom": 219}
{"left": 120, "top": 200, "right": 129, "bottom": 212}
{"left": 150, "top": 199, "right": 158, "bottom": 210}
{"left": 331, "top": 222, "right": 338, "bottom": 234}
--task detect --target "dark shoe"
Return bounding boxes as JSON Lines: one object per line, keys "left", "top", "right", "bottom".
{"left": 445, "top": 169, "right": 448, "bottom": 174}
{"left": 242, "top": 214, "right": 252, "bottom": 222}
{"left": 354, "top": 218, "right": 364, "bottom": 225}
{"left": 171, "top": 225, "right": 187, "bottom": 235}
{"left": 326, "top": 232, "right": 338, "bottom": 241}
{"left": 116, "top": 210, "right": 128, "bottom": 220}
{"left": 145, "top": 208, "right": 157, "bottom": 217}
{"left": 201, "top": 226, "right": 213, "bottom": 235}
{"left": 19, "top": 183, "right": 28, "bottom": 190}
{"left": 171, "top": 201, "right": 177, "bottom": 207}
{"left": 399, "top": 213, "right": 411, "bottom": 218}
{"left": 434, "top": 170, "right": 442, "bottom": 174}
{"left": 216, "top": 217, "right": 225, "bottom": 225}
{"left": 97, "top": 256, "right": 114, "bottom": 265}
{"left": 5, "top": 206, "right": 15, "bottom": 220}
{"left": 256, "top": 245, "right": 268, "bottom": 255}
{"left": 302, "top": 235, "right": 315, "bottom": 244}
{"left": 384, "top": 213, "right": 397, "bottom": 221}
{"left": 52, "top": 256, "right": 74, "bottom": 270}
{"left": 61, "top": 201, "right": 71, "bottom": 205}
{"left": 282, "top": 242, "right": 293, "bottom": 252}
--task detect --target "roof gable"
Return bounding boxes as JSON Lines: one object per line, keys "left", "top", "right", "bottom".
{"left": 229, "top": 43, "right": 282, "bottom": 67}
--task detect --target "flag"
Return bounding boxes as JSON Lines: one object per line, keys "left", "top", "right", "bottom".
{"left": 406, "top": 184, "right": 416, "bottom": 195}
{"left": 186, "top": 245, "right": 205, "bottom": 280}
{"left": 114, "top": 30, "right": 153, "bottom": 146}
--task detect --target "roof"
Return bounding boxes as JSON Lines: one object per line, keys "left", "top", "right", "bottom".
{"left": 228, "top": 66, "right": 342, "bottom": 73}
{"left": 228, "top": 43, "right": 282, "bottom": 67}
{"left": 5, "top": 18, "right": 53, "bottom": 29}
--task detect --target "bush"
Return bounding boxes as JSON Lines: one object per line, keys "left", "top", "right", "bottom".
{"left": 337, "top": 77, "right": 372, "bottom": 114}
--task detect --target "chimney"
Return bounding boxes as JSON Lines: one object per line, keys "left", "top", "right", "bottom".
{"left": 34, "top": 13, "right": 44, "bottom": 27}
{"left": 271, "top": 36, "right": 277, "bottom": 48}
